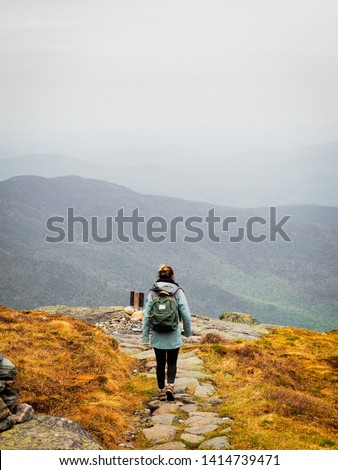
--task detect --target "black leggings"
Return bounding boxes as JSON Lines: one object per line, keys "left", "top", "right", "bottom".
{"left": 153, "top": 348, "right": 180, "bottom": 389}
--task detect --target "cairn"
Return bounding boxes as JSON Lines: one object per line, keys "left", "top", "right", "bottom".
{"left": 0, "top": 353, "right": 34, "bottom": 432}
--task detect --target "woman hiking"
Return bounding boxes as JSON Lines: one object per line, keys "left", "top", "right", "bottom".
{"left": 142, "top": 265, "right": 192, "bottom": 401}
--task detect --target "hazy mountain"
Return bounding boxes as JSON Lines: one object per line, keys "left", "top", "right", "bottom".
{"left": 0, "top": 142, "right": 337, "bottom": 207}
{"left": 0, "top": 175, "right": 337, "bottom": 331}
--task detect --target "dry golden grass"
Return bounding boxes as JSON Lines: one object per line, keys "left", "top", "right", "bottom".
{"left": 2, "top": 305, "right": 337, "bottom": 450}
{"left": 0, "top": 306, "right": 154, "bottom": 449}
{"left": 199, "top": 327, "right": 338, "bottom": 449}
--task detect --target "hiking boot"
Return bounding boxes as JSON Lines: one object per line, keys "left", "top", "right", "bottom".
{"left": 165, "top": 384, "right": 175, "bottom": 401}
{"left": 158, "top": 388, "right": 166, "bottom": 401}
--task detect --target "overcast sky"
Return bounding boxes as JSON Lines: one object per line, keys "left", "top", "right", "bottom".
{"left": 1, "top": 0, "right": 338, "bottom": 162}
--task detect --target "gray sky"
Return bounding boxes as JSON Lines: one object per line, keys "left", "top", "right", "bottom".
{"left": 1, "top": 0, "right": 338, "bottom": 161}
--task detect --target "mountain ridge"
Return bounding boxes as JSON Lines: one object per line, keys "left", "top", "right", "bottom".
{"left": 1, "top": 140, "right": 338, "bottom": 207}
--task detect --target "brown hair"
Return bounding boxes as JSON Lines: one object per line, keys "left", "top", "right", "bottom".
{"left": 158, "top": 265, "right": 174, "bottom": 279}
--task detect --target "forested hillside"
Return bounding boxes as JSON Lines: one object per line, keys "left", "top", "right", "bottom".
{"left": 0, "top": 175, "right": 337, "bottom": 331}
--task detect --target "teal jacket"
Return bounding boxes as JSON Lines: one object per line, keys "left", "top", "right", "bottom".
{"left": 142, "top": 281, "right": 192, "bottom": 349}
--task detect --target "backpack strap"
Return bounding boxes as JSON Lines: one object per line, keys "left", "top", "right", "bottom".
{"left": 173, "top": 287, "right": 183, "bottom": 321}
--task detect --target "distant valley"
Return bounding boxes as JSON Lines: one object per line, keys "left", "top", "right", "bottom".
{"left": 0, "top": 175, "right": 337, "bottom": 331}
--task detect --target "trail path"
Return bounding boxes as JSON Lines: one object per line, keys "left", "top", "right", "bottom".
{"left": 119, "top": 348, "right": 232, "bottom": 450}
{"left": 38, "top": 306, "right": 278, "bottom": 450}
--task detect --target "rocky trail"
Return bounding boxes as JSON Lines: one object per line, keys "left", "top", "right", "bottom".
{"left": 82, "top": 306, "right": 277, "bottom": 450}
{"left": 121, "top": 348, "right": 232, "bottom": 450}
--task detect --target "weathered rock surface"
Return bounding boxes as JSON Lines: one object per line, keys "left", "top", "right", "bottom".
{"left": 12, "top": 403, "right": 34, "bottom": 424}
{"left": 219, "top": 311, "right": 259, "bottom": 325}
{"left": 181, "top": 433, "right": 205, "bottom": 444}
{"left": 0, "top": 414, "right": 103, "bottom": 450}
{"left": 194, "top": 383, "right": 216, "bottom": 398}
{"left": 142, "top": 424, "right": 177, "bottom": 444}
{"left": 198, "top": 436, "right": 230, "bottom": 449}
{"left": 151, "top": 442, "right": 186, "bottom": 450}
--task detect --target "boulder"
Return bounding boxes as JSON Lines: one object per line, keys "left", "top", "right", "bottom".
{"left": 12, "top": 403, "right": 34, "bottom": 424}
{"left": 124, "top": 306, "right": 134, "bottom": 316}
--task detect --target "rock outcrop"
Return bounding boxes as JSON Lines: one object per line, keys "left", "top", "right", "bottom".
{"left": 0, "top": 415, "right": 103, "bottom": 450}
{"left": 219, "top": 312, "right": 259, "bottom": 325}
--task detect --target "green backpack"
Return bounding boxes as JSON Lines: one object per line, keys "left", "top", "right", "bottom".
{"left": 149, "top": 288, "right": 180, "bottom": 332}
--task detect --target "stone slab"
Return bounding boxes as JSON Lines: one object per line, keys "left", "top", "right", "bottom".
{"left": 194, "top": 383, "right": 215, "bottom": 398}
{"left": 181, "top": 433, "right": 205, "bottom": 444}
{"left": 151, "top": 442, "right": 186, "bottom": 450}
{"left": 198, "top": 436, "right": 230, "bottom": 449}
{"left": 142, "top": 424, "right": 177, "bottom": 444}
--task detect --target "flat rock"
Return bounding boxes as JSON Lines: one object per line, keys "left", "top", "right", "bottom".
{"left": 174, "top": 394, "right": 196, "bottom": 404}
{"left": 181, "top": 433, "right": 205, "bottom": 444}
{"left": 174, "top": 377, "right": 199, "bottom": 391}
{"left": 185, "top": 415, "right": 221, "bottom": 427}
{"left": 0, "top": 414, "right": 103, "bottom": 450}
{"left": 176, "top": 370, "right": 212, "bottom": 380}
{"left": 151, "top": 414, "right": 176, "bottom": 425}
{"left": 198, "top": 436, "right": 230, "bottom": 449}
{"left": 189, "top": 411, "right": 219, "bottom": 418}
{"left": 179, "top": 404, "right": 199, "bottom": 413}
{"left": 153, "top": 403, "right": 180, "bottom": 415}
{"left": 132, "top": 350, "right": 155, "bottom": 360}
{"left": 185, "top": 423, "right": 218, "bottom": 435}
{"left": 142, "top": 424, "right": 177, "bottom": 444}
{"left": 194, "top": 383, "right": 215, "bottom": 398}
{"left": 151, "top": 442, "right": 186, "bottom": 450}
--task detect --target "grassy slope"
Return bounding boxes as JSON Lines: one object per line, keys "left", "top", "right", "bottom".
{"left": 199, "top": 328, "right": 338, "bottom": 449}
{"left": 0, "top": 306, "right": 154, "bottom": 449}
{"left": 1, "top": 306, "right": 337, "bottom": 450}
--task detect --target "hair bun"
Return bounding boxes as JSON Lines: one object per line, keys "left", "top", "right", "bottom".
{"left": 158, "top": 265, "right": 174, "bottom": 278}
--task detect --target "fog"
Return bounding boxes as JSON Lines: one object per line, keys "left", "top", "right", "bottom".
{"left": 1, "top": 0, "right": 338, "bottom": 171}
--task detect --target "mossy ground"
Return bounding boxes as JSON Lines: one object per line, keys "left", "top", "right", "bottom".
{"left": 198, "top": 327, "right": 338, "bottom": 449}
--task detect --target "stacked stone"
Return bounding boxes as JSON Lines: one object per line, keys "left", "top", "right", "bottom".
{"left": 0, "top": 353, "right": 34, "bottom": 432}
